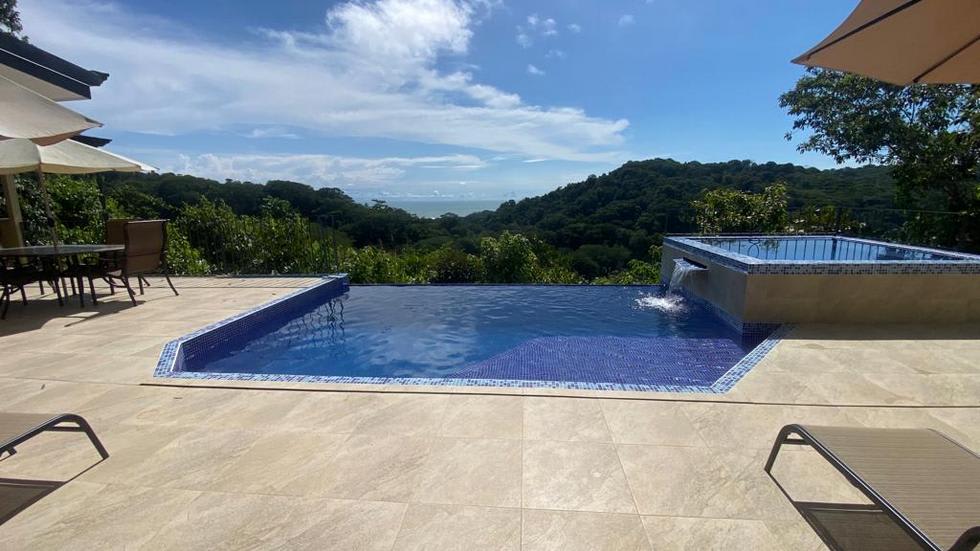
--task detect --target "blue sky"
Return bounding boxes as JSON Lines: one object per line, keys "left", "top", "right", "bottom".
{"left": 23, "top": 0, "right": 858, "bottom": 200}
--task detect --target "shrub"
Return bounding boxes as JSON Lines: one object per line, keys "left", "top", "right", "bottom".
{"left": 692, "top": 183, "right": 789, "bottom": 234}
{"left": 428, "top": 246, "right": 483, "bottom": 283}
{"left": 479, "top": 231, "right": 539, "bottom": 283}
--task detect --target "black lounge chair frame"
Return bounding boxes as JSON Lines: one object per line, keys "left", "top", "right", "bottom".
{"left": 1, "top": 413, "right": 109, "bottom": 460}
{"left": 765, "top": 424, "right": 980, "bottom": 551}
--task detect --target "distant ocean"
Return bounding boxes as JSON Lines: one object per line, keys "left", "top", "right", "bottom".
{"left": 379, "top": 199, "right": 505, "bottom": 218}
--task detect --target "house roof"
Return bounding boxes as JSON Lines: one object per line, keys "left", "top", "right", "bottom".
{"left": 0, "top": 34, "right": 108, "bottom": 101}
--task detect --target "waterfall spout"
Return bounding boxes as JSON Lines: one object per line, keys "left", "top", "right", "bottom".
{"left": 668, "top": 258, "right": 707, "bottom": 295}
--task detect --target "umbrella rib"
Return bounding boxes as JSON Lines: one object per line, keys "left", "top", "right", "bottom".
{"left": 801, "top": 0, "right": 922, "bottom": 60}
{"left": 913, "top": 33, "right": 980, "bottom": 83}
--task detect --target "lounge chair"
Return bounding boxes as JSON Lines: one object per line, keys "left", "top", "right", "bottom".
{"left": 0, "top": 413, "right": 108, "bottom": 524}
{"left": 1, "top": 413, "right": 108, "bottom": 460}
{"left": 765, "top": 424, "right": 980, "bottom": 551}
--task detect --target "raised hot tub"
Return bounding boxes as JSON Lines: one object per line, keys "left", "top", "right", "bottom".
{"left": 662, "top": 235, "right": 980, "bottom": 332}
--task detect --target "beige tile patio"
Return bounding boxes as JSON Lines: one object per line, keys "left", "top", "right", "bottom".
{"left": 208, "top": 429, "right": 350, "bottom": 496}
{"left": 616, "top": 444, "right": 752, "bottom": 518}
{"left": 439, "top": 394, "right": 523, "bottom": 439}
{"left": 600, "top": 399, "right": 705, "bottom": 446}
{"left": 351, "top": 393, "right": 450, "bottom": 437}
{"left": 524, "top": 397, "right": 611, "bottom": 442}
{"left": 309, "top": 433, "right": 432, "bottom": 502}
{"left": 392, "top": 503, "right": 520, "bottom": 551}
{"left": 281, "top": 391, "right": 389, "bottom": 434}
{"left": 83, "top": 426, "right": 263, "bottom": 492}
{"left": 641, "top": 516, "right": 784, "bottom": 550}
{"left": 0, "top": 482, "right": 200, "bottom": 550}
{"left": 413, "top": 437, "right": 522, "bottom": 507}
{"left": 522, "top": 509, "right": 651, "bottom": 551}
{"left": 522, "top": 440, "right": 635, "bottom": 513}
{"left": 2, "top": 278, "right": 978, "bottom": 550}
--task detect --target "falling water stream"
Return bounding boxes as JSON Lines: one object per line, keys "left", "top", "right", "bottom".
{"left": 635, "top": 258, "right": 706, "bottom": 313}
{"left": 668, "top": 259, "right": 704, "bottom": 294}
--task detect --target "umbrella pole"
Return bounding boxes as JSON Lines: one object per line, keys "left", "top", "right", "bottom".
{"left": 35, "top": 168, "right": 60, "bottom": 246}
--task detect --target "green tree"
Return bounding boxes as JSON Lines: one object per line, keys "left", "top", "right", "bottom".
{"left": 479, "top": 231, "right": 539, "bottom": 283}
{"left": 427, "top": 246, "right": 482, "bottom": 283}
{"left": 780, "top": 69, "right": 979, "bottom": 247}
{"left": 0, "top": 0, "right": 24, "bottom": 40}
{"left": 692, "top": 183, "right": 789, "bottom": 234}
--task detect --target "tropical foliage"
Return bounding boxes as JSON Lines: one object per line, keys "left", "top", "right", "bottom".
{"left": 780, "top": 68, "right": 979, "bottom": 248}
{"left": 14, "top": 152, "right": 973, "bottom": 285}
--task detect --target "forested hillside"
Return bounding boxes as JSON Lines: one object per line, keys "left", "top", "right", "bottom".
{"left": 461, "top": 159, "right": 895, "bottom": 258}
{"left": 103, "top": 158, "right": 895, "bottom": 254}
{"left": 74, "top": 158, "right": 905, "bottom": 281}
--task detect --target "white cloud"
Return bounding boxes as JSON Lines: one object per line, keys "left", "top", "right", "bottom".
{"left": 245, "top": 126, "right": 300, "bottom": 139}
{"left": 618, "top": 14, "right": 636, "bottom": 27}
{"left": 526, "top": 64, "right": 545, "bottom": 76}
{"left": 21, "top": 0, "right": 628, "bottom": 163}
{"left": 567, "top": 23, "right": 582, "bottom": 33}
{"left": 545, "top": 49, "right": 566, "bottom": 59}
{"left": 172, "top": 153, "right": 487, "bottom": 187}
{"left": 515, "top": 12, "right": 559, "bottom": 49}
{"left": 540, "top": 18, "right": 558, "bottom": 36}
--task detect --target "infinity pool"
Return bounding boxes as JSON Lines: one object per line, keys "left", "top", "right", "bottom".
{"left": 167, "top": 283, "right": 778, "bottom": 391}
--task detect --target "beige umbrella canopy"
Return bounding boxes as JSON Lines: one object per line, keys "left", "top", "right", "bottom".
{"left": 794, "top": 0, "right": 980, "bottom": 85}
{"left": 0, "top": 75, "right": 102, "bottom": 145}
{"left": 0, "top": 138, "right": 153, "bottom": 175}
{"left": 0, "top": 139, "right": 154, "bottom": 244}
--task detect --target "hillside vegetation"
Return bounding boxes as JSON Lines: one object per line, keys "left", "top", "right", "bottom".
{"left": 22, "top": 158, "right": 925, "bottom": 283}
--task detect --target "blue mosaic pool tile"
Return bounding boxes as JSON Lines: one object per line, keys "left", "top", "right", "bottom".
{"left": 451, "top": 336, "right": 746, "bottom": 387}
{"left": 153, "top": 275, "right": 348, "bottom": 378}
{"left": 155, "top": 276, "right": 784, "bottom": 394}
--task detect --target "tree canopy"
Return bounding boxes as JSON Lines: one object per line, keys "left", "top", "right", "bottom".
{"left": 0, "top": 0, "right": 24, "bottom": 40}
{"left": 780, "top": 68, "right": 979, "bottom": 246}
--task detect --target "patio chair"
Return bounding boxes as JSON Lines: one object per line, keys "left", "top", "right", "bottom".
{"left": 0, "top": 258, "right": 64, "bottom": 319}
{"left": 104, "top": 218, "right": 151, "bottom": 293}
{"left": 765, "top": 424, "right": 980, "bottom": 551}
{"left": 98, "top": 219, "right": 178, "bottom": 306}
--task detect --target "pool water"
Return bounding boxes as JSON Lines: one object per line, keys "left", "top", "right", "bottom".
{"left": 694, "top": 236, "right": 963, "bottom": 262}
{"left": 186, "top": 285, "right": 768, "bottom": 388}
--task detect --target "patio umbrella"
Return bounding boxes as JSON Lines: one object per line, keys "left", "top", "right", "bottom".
{"left": 0, "top": 139, "right": 154, "bottom": 244}
{"left": 0, "top": 75, "right": 102, "bottom": 145}
{"left": 793, "top": 0, "right": 980, "bottom": 85}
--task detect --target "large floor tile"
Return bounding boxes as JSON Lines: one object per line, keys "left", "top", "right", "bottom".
{"left": 310, "top": 434, "right": 432, "bottom": 502}
{"left": 392, "top": 503, "right": 520, "bottom": 551}
{"left": 523, "top": 440, "right": 635, "bottom": 513}
{"left": 641, "top": 516, "right": 784, "bottom": 550}
{"left": 351, "top": 394, "right": 449, "bottom": 436}
{"left": 0, "top": 482, "right": 200, "bottom": 550}
{"left": 600, "top": 400, "right": 705, "bottom": 446}
{"left": 209, "top": 429, "right": 350, "bottom": 496}
{"left": 522, "top": 509, "right": 650, "bottom": 551}
{"left": 413, "top": 437, "right": 521, "bottom": 507}
{"left": 439, "top": 394, "right": 523, "bottom": 440}
{"left": 524, "top": 397, "right": 611, "bottom": 442}
{"left": 82, "top": 426, "right": 263, "bottom": 491}
{"left": 617, "top": 444, "right": 752, "bottom": 518}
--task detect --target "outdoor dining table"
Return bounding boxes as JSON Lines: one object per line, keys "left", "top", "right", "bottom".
{"left": 0, "top": 244, "right": 124, "bottom": 307}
